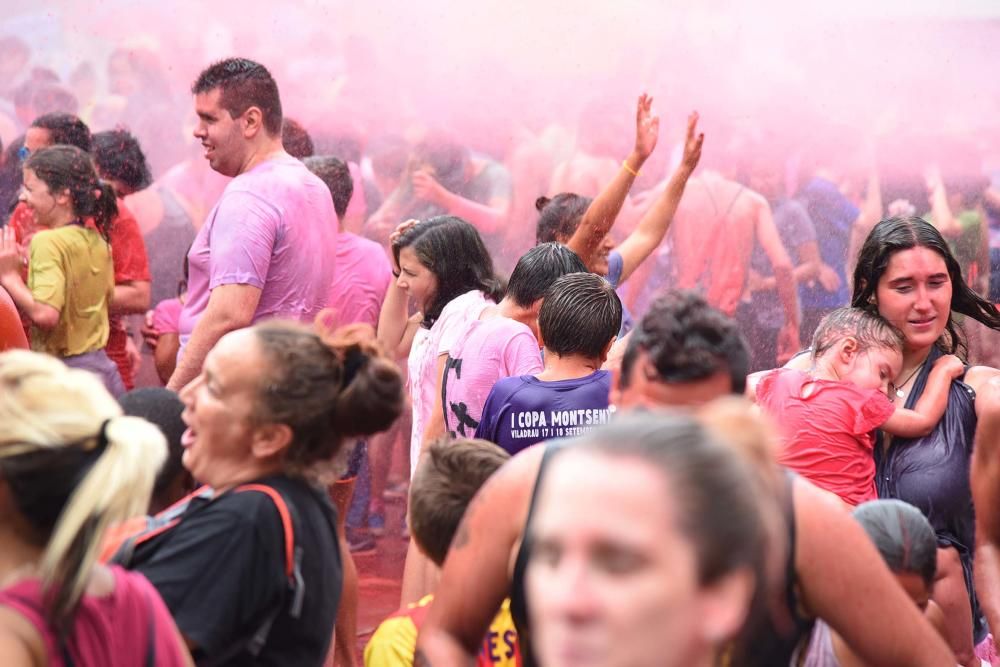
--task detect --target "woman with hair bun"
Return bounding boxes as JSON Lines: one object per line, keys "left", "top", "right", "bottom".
{"left": 122, "top": 320, "right": 404, "bottom": 665}
{"left": 0, "top": 144, "right": 121, "bottom": 396}
{"left": 0, "top": 349, "right": 192, "bottom": 665}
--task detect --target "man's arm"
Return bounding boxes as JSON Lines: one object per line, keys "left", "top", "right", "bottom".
{"left": 166, "top": 284, "right": 260, "bottom": 391}
{"left": 111, "top": 280, "right": 151, "bottom": 315}
{"left": 417, "top": 446, "right": 545, "bottom": 663}
{"left": 614, "top": 112, "right": 702, "bottom": 283}
{"left": 754, "top": 200, "right": 799, "bottom": 363}
{"left": 793, "top": 478, "right": 956, "bottom": 665}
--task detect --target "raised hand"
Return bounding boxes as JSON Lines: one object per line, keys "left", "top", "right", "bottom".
{"left": 680, "top": 111, "right": 704, "bottom": 173}
{"left": 412, "top": 170, "right": 446, "bottom": 205}
{"left": 632, "top": 93, "right": 660, "bottom": 164}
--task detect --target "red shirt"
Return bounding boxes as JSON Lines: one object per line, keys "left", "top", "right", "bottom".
{"left": 12, "top": 201, "right": 150, "bottom": 388}
{"left": 757, "top": 369, "right": 895, "bottom": 506}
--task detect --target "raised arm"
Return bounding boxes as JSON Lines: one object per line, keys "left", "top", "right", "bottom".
{"left": 614, "top": 112, "right": 703, "bottom": 283}
{"left": 882, "top": 354, "right": 964, "bottom": 437}
{"left": 412, "top": 169, "right": 512, "bottom": 235}
{"left": 754, "top": 200, "right": 800, "bottom": 364}
{"left": 565, "top": 94, "right": 659, "bottom": 268}
{"left": 377, "top": 219, "right": 422, "bottom": 359}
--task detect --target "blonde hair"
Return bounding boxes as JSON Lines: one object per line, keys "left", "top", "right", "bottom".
{"left": 0, "top": 350, "right": 166, "bottom": 633}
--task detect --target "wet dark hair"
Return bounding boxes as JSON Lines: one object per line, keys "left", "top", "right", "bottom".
{"left": 92, "top": 129, "right": 152, "bottom": 194}
{"left": 621, "top": 291, "right": 749, "bottom": 394}
{"left": 30, "top": 113, "right": 91, "bottom": 152}
{"left": 26, "top": 145, "right": 117, "bottom": 240}
{"left": 535, "top": 193, "right": 592, "bottom": 244}
{"left": 304, "top": 156, "right": 353, "bottom": 220}
{"left": 252, "top": 322, "right": 404, "bottom": 476}
{"left": 392, "top": 216, "right": 502, "bottom": 328}
{"left": 811, "top": 307, "right": 904, "bottom": 361}
{"left": 409, "top": 438, "right": 509, "bottom": 566}
{"left": 192, "top": 58, "right": 283, "bottom": 136}
{"left": 539, "top": 272, "right": 621, "bottom": 359}
{"left": 852, "top": 216, "right": 1000, "bottom": 357}
{"left": 564, "top": 412, "right": 768, "bottom": 587}
{"left": 281, "top": 118, "right": 314, "bottom": 160}
{"left": 506, "top": 243, "right": 587, "bottom": 308}
{"left": 853, "top": 499, "right": 937, "bottom": 588}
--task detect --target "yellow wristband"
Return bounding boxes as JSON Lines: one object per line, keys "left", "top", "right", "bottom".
{"left": 622, "top": 160, "right": 640, "bottom": 177}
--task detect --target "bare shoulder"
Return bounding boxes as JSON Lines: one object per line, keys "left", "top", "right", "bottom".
{"left": 964, "top": 364, "right": 1000, "bottom": 393}
{"left": 0, "top": 605, "right": 44, "bottom": 666}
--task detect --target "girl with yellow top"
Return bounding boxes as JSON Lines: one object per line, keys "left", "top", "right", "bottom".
{"left": 0, "top": 144, "right": 121, "bottom": 396}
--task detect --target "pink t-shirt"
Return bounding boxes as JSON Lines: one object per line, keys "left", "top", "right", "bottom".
{"left": 327, "top": 232, "right": 392, "bottom": 328}
{"left": 152, "top": 297, "right": 183, "bottom": 335}
{"left": 178, "top": 154, "right": 337, "bottom": 349}
{"left": 443, "top": 315, "right": 543, "bottom": 438}
{"left": 408, "top": 290, "right": 491, "bottom": 475}
{"left": 0, "top": 566, "right": 189, "bottom": 666}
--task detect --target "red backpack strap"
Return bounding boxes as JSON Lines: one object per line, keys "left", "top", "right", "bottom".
{"left": 234, "top": 484, "right": 295, "bottom": 578}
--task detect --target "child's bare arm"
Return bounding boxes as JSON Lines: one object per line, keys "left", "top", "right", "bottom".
{"left": 882, "top": 355, "right": 964, "bottom": 437}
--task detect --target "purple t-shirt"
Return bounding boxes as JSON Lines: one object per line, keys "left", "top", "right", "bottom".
{"left": 327, "top": 232, "right": 392, "bottom": 328}
{"left": 475, "top": 370, "right": 614, "bottom": 455}
{"left": 443, "top": 315, "right": 543, "bottom": 438}
{"left": 178, "top": 154, "right": 337, "bottom": 347}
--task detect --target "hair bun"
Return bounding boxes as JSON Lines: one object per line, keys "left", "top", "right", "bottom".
{"left": 535, "top": 196, "right": 551, "bottom": 212}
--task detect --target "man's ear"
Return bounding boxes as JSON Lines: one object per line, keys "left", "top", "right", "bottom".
{"left": 241, "top": 106, "right": 266, "bottom": 139}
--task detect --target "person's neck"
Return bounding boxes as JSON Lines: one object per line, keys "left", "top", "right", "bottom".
{"left": 536, "top": 352, "right": 600, "bottom": 382}
{"left": 209, "top": 462, "right": 284, "bottom": 494}
{"left": 43, "top": 208, "right": 76, "bottom": 229}
{"left": 809, "top": 355, "right": 840, "bottom": 383}
{"left": 900, "top": 346, "right": 933, "bottom": 381}
{"left": 497, "top": 298, "right": 534, "bottom": 327}
{"left": 0, "top": 524, "right": 43, "bottom": 587}
{"left": 237, "top": 138, "right": 286, "bottom": 176}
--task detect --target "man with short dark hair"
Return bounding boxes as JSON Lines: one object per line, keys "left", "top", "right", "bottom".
{"left": 167, "top": 58, "right": 337, "bottom": 391}
{"left": 475, "top": 272, "right": 621, "bottom": 454}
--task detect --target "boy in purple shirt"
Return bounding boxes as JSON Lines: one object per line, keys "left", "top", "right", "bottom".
{"left": 434, "top": 243, "right": 587, "bottom": 439}
{"left": 169, "top": 59, "right": 337, "bottom": 390}
{"left": 475, "top": 272, "right": 622, "bottom": 455}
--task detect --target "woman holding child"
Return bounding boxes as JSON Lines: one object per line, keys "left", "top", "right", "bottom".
{"left": 853, "top": 215, "right": 1000, "bottom": 666}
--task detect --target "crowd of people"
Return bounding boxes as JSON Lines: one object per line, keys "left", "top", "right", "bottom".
{"left": 1, "top": 44, "right": 1000, "bottom": 667}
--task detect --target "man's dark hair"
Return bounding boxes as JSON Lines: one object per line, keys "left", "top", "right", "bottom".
{"left": 281, "top": 118, "right": 314, "bottom": 160}
{"left": 506, "top": 243, "right": 587, "bottom": 308}
{"left": 304, "top": 156, "right": 353, "bottom": 220}
{"left": 92, "top": 129, "right": 152, "bottom": 194}
{"left": 409, "top": 438, "right": 510, "bottom": 566}
{"left": 191, "top": 58, "right": 283, "bottom": 136}
{"left": 539, "top": 272, "right": 622, "bottom": 359}
{"left": 30, "top": 113, "right": 90, "bottom": 152}
{"left": 621, "top": 290, "right": 749, "bottom": 394}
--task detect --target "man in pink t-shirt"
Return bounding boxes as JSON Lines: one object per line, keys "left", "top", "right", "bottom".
{"left": 430, "top": 243, "right": 588, "bottom": 440}
{"left": 168, "top": 58, "right": 337, "bottom": 390}
{"left": 304, "top": 156, "right": 392, "bottom": 329}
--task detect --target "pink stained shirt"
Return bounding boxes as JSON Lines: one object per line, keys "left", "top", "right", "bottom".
{"left": 152, "top": 297, "right": 183, "bottom": 335}
{"left": 0, "top": 566, "right": 190, "bottom": 666}
{"left": 178, "top": 154, "right": 337, "bottom": 350}
{"left": 408, "top": 289, "right": 492, "bottom": 475}
{"left": 443, "top": 315, "right": 543, "bottom": 438}
{"left": 327, "top": 232, "right": 392, "bottom": 328}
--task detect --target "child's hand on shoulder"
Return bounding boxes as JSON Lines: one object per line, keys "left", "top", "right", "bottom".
{"left": 932, "top": 354, "right": 965, "bottom": 379}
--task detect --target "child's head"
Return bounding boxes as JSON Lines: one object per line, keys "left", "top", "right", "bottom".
{"left": 408, "top": 438, "right": 510, "bottom": 566}
{"left": 538, "top": 272, "right": 622, "bottom": 362}
{"left": 811, "top": 307, "right": 904, "bottom": 396}
{"left": 853, "top": 499, "right": 937, "bottom": 610}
